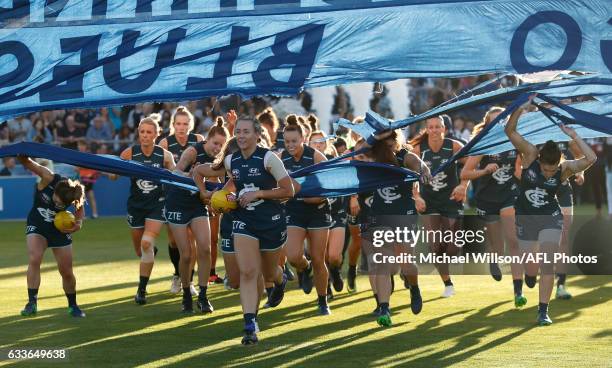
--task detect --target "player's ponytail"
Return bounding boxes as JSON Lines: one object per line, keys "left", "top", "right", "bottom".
{"left": 307, "top": 114, "right": 319, "bottom": 132}
{"left": 284, "top": 114, "right": 304, "bottom": 136}
{"left": 207, "top": 117, "right": 229, "bottom": 141}
{"left": 55, "top": 179, "right": 86, "bottom": 209}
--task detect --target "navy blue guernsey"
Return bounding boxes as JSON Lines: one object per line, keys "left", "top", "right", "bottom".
{"left": 129, "top": 145, "right": 165, "bottom": 209}
{"left": 420, "top": 138, "right": 459, "bottom": 199}
{"left": 27, "top": 174, "right": 68, "bottom": 225}
{"left": 371, "top": 150, "right": 416, "bottom": 215}
{"left": 515, "top": 160, "right": 562, "bottom": 216}
{"left": 168, "top": 143, "right": 216, "bottom": 204}
{"left": 474, "top": 150, "right": 519, "bottom": 202}
{"left": 167, "top": 133, "right": 198, "bottom": 163}
{"left": 282, "top": 145, "right": 329, "bottom": 213}
{"left": 358, "top": 192, "right": 374, "bottom": 224}
{"left": 325, "top": 154, "right": 347, "bottom": 214}
{"left": 230, "top": 146, "right": 284, "bottom": 229}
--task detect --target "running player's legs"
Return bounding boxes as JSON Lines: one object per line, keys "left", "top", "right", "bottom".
{"left": 168, "top": 224, "right": 192, "bottom": 290}
{"left": 234, "top": 234, "right": 262, "bottom": 314}
{"left": 223, "top": 253, "right": 240, "bottom": 289}
{"left": 140, "top": 219, "right": 164, "bottom": 279}
{"left": 538, "top": 229, "right": 562, "bottom": 303}
{"left": 557, "top": 206, "right": 573, "bottom": 298}
{"left": 26, "top": 234, "right": 47, "bottom": 291}
{"left": 362, "top": 233, "right": 396, "bottom": 325}
{"left": 327, "top": 226, "right": 344, "bottom": 267}
{"left": 347, "top": 222, "right": 361, "bottom": 292}
{"left": 190, "top": 218, "right": 211, "bottom": 288}
{"left": 51, "top": 246, "right": 76, "bottom": 296}
{"left": 260, "top": 247, "right": 284, "bottom": 288}
{"left": 307, "top": 228, "right": 329, "bottom": 298}
{"left": 209, "top": 214, "right": 220, "bottom": 281}
{"left": 500, "top": 206, "right": 522, "bottom": 280}
{"left": 186, "top": 227, "right": 198, "bottom": 282}
{"left": 286, "top": 226, "right": 308, "bottom": 270}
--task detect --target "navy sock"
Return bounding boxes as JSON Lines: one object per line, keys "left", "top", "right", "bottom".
{"left": 265, "top": 287, "right": 273, "bottom": 296}
{"left": 210, "top": 268, "right": 216, "bottom": 277}
{"left": 138, "top": 276, "right": 149, "bottom": 292}
{"left": 66, "top": 292, "right": 77, "bottom": 307}
{"left": 410, "top": 285, "right": 420, "bottom": 295}
{"left": 556, "top": 273, "right": 566, "bottom": 287}
{"left": 513, "top": 279, "right": 523, "bottom": 295}
{"left": 443, "top": 278, "right": 453, "bottom": 287}
{"left": 379, "top": 302, "right": 390, "bottom": 312}
{"left": 318, "top": 295, "right": 327, "bottom": 306}
{"left": 525, "top": 275, "right": 537, "bottom": 288}
{"left": 244, "top": 313, "right": 256, "bottom": 328}
{"left": 190, "top": 269, "right": 195, "bottom": 282}
{"left": 182, "top": 287, "right": 191, "bottom": 300}
{"left": 27, "top": 288, "right": 38, "bottom": 304}
{"left": 348, "top": 264, "right": 357, "bottom": 277}
{"left": 538, "top": 302, "right": 548, "bottom": 314}
{"left": 199, "top": 285, "right": 207, "bottom": 298}
{"left": 169, "top": 245, "right": 180, "bottom": 276}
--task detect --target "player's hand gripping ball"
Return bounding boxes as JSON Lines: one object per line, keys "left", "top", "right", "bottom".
{"left": 54, "top": 210, "right": 76, "bottom": 232}
{"left": 211, "top": 190, "right": 238, "bottom": 213}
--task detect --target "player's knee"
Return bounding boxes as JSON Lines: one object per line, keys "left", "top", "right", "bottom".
{"left": 140, "top": 234, "right": 156, "bottom": 263}
{"left": 240, "top": 266, "right": 258, "bottom": 281}
{"left": 327, "top": 254, "right": 342, "bottom": 267}
{"left": 58, "top": 266, "right": 74, "bottom": 281}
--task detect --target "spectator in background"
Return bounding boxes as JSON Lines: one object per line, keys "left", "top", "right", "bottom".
{"left": 114, "top": 124, "right": 134, "bottom": 154}
{"left": 77, "top": 141, "right": 100, "bottom": 219}
{"left": 86, "top": 114, "right": 113, "bottom": 144}
{"left": 26, "top": 118, "right": 54, "bottom": 144}
{"left": 1, "top": 157, "right": 16, "bottom": 176}
{"left": 0, "top": 123, "right": 10, "bottom": 146}
{"left": 452, "top": 116, "right": 472, "bottom": 143}
{"left": 7, "top": 115, "right": 32, "bottom": 142}
{"left": 108, "top": 107, "right": 123, "bottom": 132}
{"left": 585, "top": 137, "right": 608, "bottom": 217}
{"left": 57, "top": 114, "right": 85, "bottom": 150}
{"left": 333, "top": 137, "right": 348, "bottom": 155}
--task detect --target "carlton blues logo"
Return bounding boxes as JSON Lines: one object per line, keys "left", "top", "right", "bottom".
{"left": 136, "top": 179, "right": 158, "bottom": 194}
{"left": 377, "top": 186, "right": 401, "bottom": 204}
{"left": 525, "top": 187, "right": 548, "bottom": 208}
{"left": 492, "top": 164, "right": 513, "bottom": 184}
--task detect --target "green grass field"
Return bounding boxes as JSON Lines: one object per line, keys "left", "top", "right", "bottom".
{"left": 0, "top": 213, "right": 611, "bottom": 368}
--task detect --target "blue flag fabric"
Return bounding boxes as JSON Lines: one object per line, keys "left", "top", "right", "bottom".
{"left": 1, "top": 0, "right": 611, "bottom": 121}
{"left": 0, "top": 142, "right": 210, "bottom": 192}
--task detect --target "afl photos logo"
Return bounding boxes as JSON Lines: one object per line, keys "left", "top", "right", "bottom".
{"left": 136, "top": 179, "right": 158, "bottom": 194}
{"left": 525, "top": 187, "right": 548, "bottom": 208}
{"left": 377, "top": 186, "right": 401, "bottom": 204}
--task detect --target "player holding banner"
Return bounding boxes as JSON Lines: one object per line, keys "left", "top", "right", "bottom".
{"left": 505, "top": 96, "right": 596, "bottom": 325}
{"left": 18, "top": 156, "right": 87, "bottom": 318}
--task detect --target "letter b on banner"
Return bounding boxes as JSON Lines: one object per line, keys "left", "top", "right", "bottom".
{"left": 253, "top": 24, "right": 325, "bottom": 90}
{"left": 510, "top": 11, "right": 582, "bottom": 73}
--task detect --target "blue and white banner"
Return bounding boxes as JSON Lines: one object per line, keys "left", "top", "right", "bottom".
{"left": 1, "top": 0, "right": 611, "bottom": 120}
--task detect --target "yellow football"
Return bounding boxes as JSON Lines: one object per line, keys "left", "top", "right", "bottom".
{"left": 211, "top": 190, "right": 238, "bottom": 212}
{"left": 54, "top": 210, "right": 76, "bottom": 232}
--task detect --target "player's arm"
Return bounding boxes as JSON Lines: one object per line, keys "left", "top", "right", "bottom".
{"left": 302, "top": 150, "right": 327, "bottom": 204}
{"left": 62, "top": 205, "right": 85, "bottom": 234}
{"left": 505, "top": 97, "right": 538, "bottom": 167}
{"left": 119, "top": 146, "right": 132, "bottom": 160}
{"left": 514, "top": 154, "right": 523, "bottom": 179}
{"left": 460, "top": 155, "right": 496, "bottom": 180}
{"left": 412, "top": 181, "right": 426, "bottom": 213}
{"left": 449, "top": 140, "right": 469, "bottom": 202}
{"left": 158, "top": 138, "right": 168, "bottom": 150}
{"left": 568, "top": 139, "right": 586, "bottom": 185}
{"left": 559, "top": 126, "right": 597, "bottom": 182}
{"left": 193, "top": 162, "right": 225, "bottom": 203}
{"left": 17, "top": 156, "right": 55, "bottom": 187}
{"left": 162, "top": 149, "right": 176, "bottom": 171}
{"left": 404, "top": 150, "right": 432, "bottom": 184}
{"left": 175, "top": 146, "right": 197, "bottom": 173}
